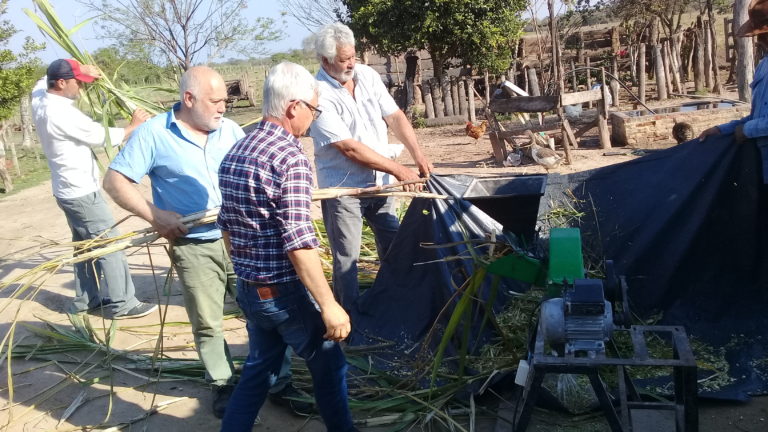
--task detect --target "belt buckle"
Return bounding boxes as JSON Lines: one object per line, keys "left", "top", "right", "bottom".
{"left": 256, "top": 285, "right": 278, "bottom": 300}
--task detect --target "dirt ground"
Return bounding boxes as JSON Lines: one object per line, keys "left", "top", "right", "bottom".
{"left": 1, "top": 97, "right": 767, "bottom": 431}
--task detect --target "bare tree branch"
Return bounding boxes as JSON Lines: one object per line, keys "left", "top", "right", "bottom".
{"left": 279, "top": 0, "right": 347, "bottom": 32}
{"left": 79, "top": 0, "right": 283, "bottom": 70}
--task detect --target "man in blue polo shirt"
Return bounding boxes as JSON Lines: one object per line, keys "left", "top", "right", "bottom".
{"left": 103, "top": 66, "right": 304, "bottom": 419}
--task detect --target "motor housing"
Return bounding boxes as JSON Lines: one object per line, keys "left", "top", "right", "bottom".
{"left": 540, "top": 278, "right": 614, "bottom": 357}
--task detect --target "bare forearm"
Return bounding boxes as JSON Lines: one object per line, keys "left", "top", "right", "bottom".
{"left": 103, "top": 169, "right": 155, "bottom": 222}
{"left": 385, "top": 110, "right": 433, "bottom": 176}
{"left": 103, "top": 169, "right": 186, "bottom": 239}
{"left": 287, "top": 247, "right": 350, "bottom": 340}
{"left": 287, "top": 248, "right": 336, "bottom": 309}
{"left": 332, "top": 139, "right": 410, "bottom": 177}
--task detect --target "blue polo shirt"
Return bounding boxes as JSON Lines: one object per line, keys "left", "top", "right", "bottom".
{"left": 110, "top": 103, "right": 245, "bottom": 239}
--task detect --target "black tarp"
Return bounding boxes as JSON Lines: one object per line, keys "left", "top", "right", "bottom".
{"left": 349, "top": 174, "right": 525, "bottom": 355}
{"left": 348, "top": 133, "right": 768, "bottom": 400}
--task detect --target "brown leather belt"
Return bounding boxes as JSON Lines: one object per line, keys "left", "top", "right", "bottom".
{"left": 244, "top": 281, "right": 279, "bottom": 300}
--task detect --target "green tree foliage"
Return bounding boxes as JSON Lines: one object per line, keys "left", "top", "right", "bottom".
{"left": 269, "top": 49, "right": 316, "bottom": 65}
{"left": 78, "top": 0, "right": 283, "bottom": 71}
{"left": 342, "top": 0, "right": 528, "bottom": 79}
{"left": 0, "top": 0, "right": 43, "bottom": 121}
{"left": 91, "top": 46, "right": 174, "bottom": 85}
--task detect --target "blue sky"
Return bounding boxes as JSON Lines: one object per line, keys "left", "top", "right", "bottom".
{"left": 8, "top": 0, "right": 313, "bottom": 63}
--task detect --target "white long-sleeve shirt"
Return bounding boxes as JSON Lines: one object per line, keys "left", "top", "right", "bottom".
{"left": 31, "top": 77, "right": 125, "bottom": 199}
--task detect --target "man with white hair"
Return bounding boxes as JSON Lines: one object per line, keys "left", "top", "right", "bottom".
{"left": 217, "top": 61, "right": 354, "bottom": 431}
{"left": 308, "top": 22, "right": 433, "bottom": 313}
{"left": 103, "top": 66, "right": 304, "bottom": 419}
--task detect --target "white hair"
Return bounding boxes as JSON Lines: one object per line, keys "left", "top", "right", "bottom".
{"left": 305, "top": 22, "right": 355, "bottom": 62}
{"left": 262, "top": 62, "right": 318, "bottom": 118}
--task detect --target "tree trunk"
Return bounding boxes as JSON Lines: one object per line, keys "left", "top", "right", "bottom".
{"left": 586, "top": 57, "right": 593, "bottom": 108}
{"left": 671, "top": 34, "right": 685, "bottom": 93}
{"left": 735, "top": 0, "right": 754, "bottom": 102}
{"left": 694, "top": 16, "right": 706, "bottom": 92}
{"left": 405, "top": 53, "right": 419, "bottom": 118}
{"left": 1, "top": 122, "right": 20, "bottom": 177}
{"left": 431, "top": 53, "right": 445, "bottom": 82}
{"left": 548, "top": 0, "right": 564, "bottom": 96}
{"left": 0, "top": 133, "right": 12, "bottom": 193}
{"left": 639, "top": 43, "right": 647, "bottom": 104}
{"left": 707, "top": 8, "right": 722, "bottom": 94}
{"left": 704, "top": 19, "right": 713, "bottom": 89}
{"left": 20, "top": 95, "right": 34, "bottom": 148}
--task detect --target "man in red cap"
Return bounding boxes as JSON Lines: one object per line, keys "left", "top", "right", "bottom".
{"left": 31, "top": 58, "right": 156, "bottom": 319}
{"left": 699, "top": 0, "right": 768, "bottom": 143}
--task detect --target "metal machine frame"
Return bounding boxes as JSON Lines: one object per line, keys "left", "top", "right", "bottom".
{"left": 513, "top": 325, "right": 698, "bottom": 432}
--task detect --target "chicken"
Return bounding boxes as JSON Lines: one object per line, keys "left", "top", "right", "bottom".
{"left": 465, "top": 120, "right": 488, "bottom": 144}
{"left": 672, "top": 122, "right": 694, "bottom": 144}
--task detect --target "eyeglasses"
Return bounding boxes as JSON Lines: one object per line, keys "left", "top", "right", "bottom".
{"left": 295, "top": 99, "right": 322, "bottom": 120}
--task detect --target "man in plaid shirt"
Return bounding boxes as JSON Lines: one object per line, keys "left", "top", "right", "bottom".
{"left": 217, "top": 62, "right": 354, "bottom": 431}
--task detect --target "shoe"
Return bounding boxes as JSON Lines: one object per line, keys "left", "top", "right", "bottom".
{"left": 87, "top": 299, "right": 114, "bottom": 313}
{"left": 113, "top": 302, "right": 158, "bottom": 320}
{"left": 212, "top": 384, "right": 234, "bottom": 419}
{"left": 268, "top": 383, "right": 314, "bottom": 416}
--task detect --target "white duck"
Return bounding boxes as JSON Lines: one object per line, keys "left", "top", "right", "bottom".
{"left": 530, "top": 137, "right": 562, "bottom": 170}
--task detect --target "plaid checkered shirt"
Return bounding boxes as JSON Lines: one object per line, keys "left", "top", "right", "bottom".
{"left": 217, "top": 120, "right": 319, "bottom": 284}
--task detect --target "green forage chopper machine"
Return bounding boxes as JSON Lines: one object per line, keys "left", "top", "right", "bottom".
{"left": 461, "top": 176, "right": 698, "bottom": 432}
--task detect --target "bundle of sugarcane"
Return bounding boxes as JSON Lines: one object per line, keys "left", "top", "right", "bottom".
{"left": 24, "top": 0, "right": 172, "bottom": 160}
{"left": 313, "top": 178, "right": 448, "bottom": 200}
{"left": 2, "top": 180, "right": 445, "bottom": 303}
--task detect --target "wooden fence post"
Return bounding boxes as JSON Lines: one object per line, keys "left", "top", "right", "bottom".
{"left": 422, "top": 79, "right": 435, "bottom": 119}
{"left": 570, "top": 59, "right": 578, "bottom": 92}
{"left": 450, "top": 76, "right": 460, "bottom": 117}
{"left": 467, "top": 78, "right": 477, "bottom": 123}
{"left": 597, "top": 68, "right": 611, "bottom": 149}
{"left": 458, "top": 79, "right": 468, "bottom": 118}
{"left": 527, "top": 67, "right": 541, "bottom": 96}
{"left": 432, "top": 78, "right": 445, "bottom": 118}
{"left": 654, "top": 44, "right": 668, "bottom": 100}
{"left": 735, "top": 0, "right": 754, "bottom": 102}
{"left": 441, "top": 75, "right": 454, "bottom": 117}
{"left": 639, "top": 43, "right": 647, "bottom": 104}
{"left": 704, "top": 19, "right": 713, "bottom": 89}
{"left": 586, "top": 57, "right": 593, "bottom": 109}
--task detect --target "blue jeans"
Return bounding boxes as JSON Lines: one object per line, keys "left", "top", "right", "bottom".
{"left": 321, "top": 196, "right": 400, "bottom": 312}
{"left": 221, "top": 279, "right": 353, "bottom": 432}
{"left": 56, "top": 191, "right": 140, "bottom": 316}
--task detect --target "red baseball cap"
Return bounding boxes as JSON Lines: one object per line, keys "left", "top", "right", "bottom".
{"left": 46, "top": 59, "right": 97, "bottom": 83}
